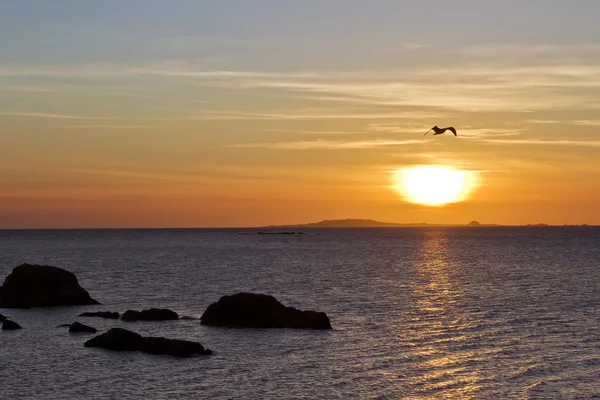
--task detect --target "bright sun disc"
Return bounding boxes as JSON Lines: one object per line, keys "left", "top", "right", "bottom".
{"left": 395, "top": 166, "right": 476, "bottom": 206}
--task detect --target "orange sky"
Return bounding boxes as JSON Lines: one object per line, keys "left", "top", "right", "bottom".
{"left": 1, "top": 3, "right": 600, "bottom": 228}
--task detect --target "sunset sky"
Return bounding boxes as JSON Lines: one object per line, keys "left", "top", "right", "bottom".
{"left": 2, "top": 1, "right": 600, "bottom": 228}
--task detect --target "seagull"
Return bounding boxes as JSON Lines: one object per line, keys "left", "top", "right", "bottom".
{"left": 424, "top": 126, "right": 457, "bottom": 136}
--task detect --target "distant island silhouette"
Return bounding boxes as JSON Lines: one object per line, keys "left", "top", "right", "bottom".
{"left": 262, "top": 219, "right": 500, "bottom": 228}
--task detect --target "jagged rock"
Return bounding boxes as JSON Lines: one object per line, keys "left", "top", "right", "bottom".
{"left": 69, "top": 322, "right": 97, "bottom": 333}
{"left": 84, "top": 328, "right": 212, "bottom": 357}
{"left": 78, "top": 311, "right": 120, "bottom": 319}
{"left": 0, "top": 263, "right": 99, "bottom": 308}
{"left": 200, "top": 293, "right": 332, "bottom": 329}
{"left": 2, "top": 320, "right": 22, "bottom": 330}
{"left": 121, "top": 308, "right": 178, "bottom": 322}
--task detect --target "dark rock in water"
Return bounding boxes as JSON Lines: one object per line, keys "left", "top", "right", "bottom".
{"left": 84, "top": 328, "right": 212, "bottom": 357}
{"left": 69, "top": 322, "right": 97, "bottom": 333}
{"left": 85, "top": 328, "right": 142, "bottom": 351}
{"left": 2, "top": 320, "right": 22, "bottom": 330}
{"left": 121, "top": 308, "right": 179, "bottom": 321}
{"left": 57, "top": 324, "right": 72, "bottom": 328}
{"left": 0, "top": 263, "right": 99, "bottom": 308}
{"left": 140, "top": 337, "right": 213, "bottom": 357}
{"left": 200, "top": 293, "right": 332, "bottom": 330}
{"left": 0, "top": 312, "right": 6, "bottom": 321}
{"left": 78, "top": 311, "right": 120, "bottom": 319}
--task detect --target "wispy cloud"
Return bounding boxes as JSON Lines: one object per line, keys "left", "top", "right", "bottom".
{"left": 477, "top": 139, "right": 600, "bottom": 147}
{"left": 0, "top": 112, "right": 118, "bottom": 120}
{"left": 62, "top": 125, "right": 157, "bottom": 129}
{"left": 229, "top": 139, "right": 426, "bottom": 150}
{"left": 526, "top": 119, "right": 561, "bottom": 124}
{"left": 573, "top": 120, "right": 600, "bottom": 126}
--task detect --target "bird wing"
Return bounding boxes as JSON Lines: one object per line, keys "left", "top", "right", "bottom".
{"left": 446, "top": 127, "right": 457, "bottom": 136}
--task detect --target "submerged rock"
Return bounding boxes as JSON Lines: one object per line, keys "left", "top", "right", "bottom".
{"left": 69, "top": 322, "right": 97, "bottom": 333}
{"left": 78, "top": 311, "right": 120, "bottom": 319}
{"left": 84, "top": 328, "right": 212, "bottom": 357}
{"left": 2, "top": 320, "right": 22, "bottom": 330}
{"left": 121, "top": 308, "right": 179, "bottom": 321}
{"left": 200, "top": 293, "right": 332, "bottom": 330}
{"left": 0, "top": 263, "right": 99, "bottom": 308}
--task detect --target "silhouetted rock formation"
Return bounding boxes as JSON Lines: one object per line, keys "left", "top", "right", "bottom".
{"left": 0, "top": 312, "right": 6, "bottom": 321}
{"left": 201, "top": 293, "right": 332, "bottom": 329}
{"left": 121, "top": 308, "right": 179, "bottom": 321}
{"left": 69, "top": 322, "right": 97, "bottom": 333}
{"left": 84, "top": 328, "right": 212, "bottom": 357}
{"left": 0, "top": 264, "right": 99, "bottom": 308}
{"left": 2, "top": 320, "right": 22, "bottom": 330}
{"left": 468, "top": 221, "right": 481, "bottom": 226}
{"left": 78, "top": 311, "right": 120, "bottom": 319}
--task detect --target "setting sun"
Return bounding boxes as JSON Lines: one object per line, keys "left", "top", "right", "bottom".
{"left": 395, "top": 166, "right": 476, "bottom": 206}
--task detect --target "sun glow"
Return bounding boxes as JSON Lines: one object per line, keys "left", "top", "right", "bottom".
{"left": 395, "top": 166, "right": 477, "bottom": 206}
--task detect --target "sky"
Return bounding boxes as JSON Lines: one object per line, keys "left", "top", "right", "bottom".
{"left": 1, "top": 1, "right": 600, "bottom": 228}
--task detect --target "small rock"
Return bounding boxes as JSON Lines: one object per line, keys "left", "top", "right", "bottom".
{"left": 57, "top": 324, "right": 72, "bottom": 328}
{"left": 84, "top": 328, "right": 212, "bottom": 357}
{"left": 69, "top": 322, "right": 97, "bottom": 333}
{"left": 2, "top": 320, "right": 22, "bottom": 330}
{"left": 78, "top": 311, "right": 120, "bottom": 319}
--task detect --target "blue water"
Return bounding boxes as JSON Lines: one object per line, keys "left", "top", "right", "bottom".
{"left": 1, "top": 227, "right": 599, "bottom": 399}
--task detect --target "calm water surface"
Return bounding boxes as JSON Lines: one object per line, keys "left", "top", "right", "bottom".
{"left": 0, "top": 227, "right": 598, "bottom": 399}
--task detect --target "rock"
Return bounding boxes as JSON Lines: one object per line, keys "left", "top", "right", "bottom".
{"left": 84, "top": 328, "right": 212, "bottom": 357}
{"left": 0, "top": 263, "right": 99, "bottom": 308}
{"left": 2, "top": 320, "right": 22, "bottom": 330}
{"left": 57, "top": 324, "right": 72, "bottom": 328}
{"left": 140, "top": 337, "right": 213, "bottom": 357}
{"left": 78, "top": 311, "right": 120, "bottom": 319}
{"left": 121, "top": 308, "right": 179, "bottom": 321}
{"left": 0, "top": 312, "right": 6, "bottom": 321}
{"left": 69, "top": 322, "right": 97, "bottom": 333}
{"left": 200, "top": 293, "right": 332, "bottom": 330}
{"left": 84, "top": 328, "right": 142, "bottom": 351}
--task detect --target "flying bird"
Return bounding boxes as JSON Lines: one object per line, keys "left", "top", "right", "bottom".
{"left": 424, "top": 126, "right": 457, "bottom": 136}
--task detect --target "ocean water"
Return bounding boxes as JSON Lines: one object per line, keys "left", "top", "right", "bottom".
{"left": 0, "top": 227, "right": 598, "bottom": 399}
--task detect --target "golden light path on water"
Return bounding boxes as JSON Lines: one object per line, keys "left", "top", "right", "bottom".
{"left": 394, "top": 166, "right": 478, "bottom": 206}
{"left": 402, "top": 230, "right": 484, "bottom": 398}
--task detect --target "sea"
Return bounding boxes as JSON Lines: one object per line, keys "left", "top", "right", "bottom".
{"left": 0, "top": 227, "right": 598, "bottom": 399}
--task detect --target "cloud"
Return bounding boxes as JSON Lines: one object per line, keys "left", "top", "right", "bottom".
{"left": 573, "top": 120, "right": 600, "bottom": 126}
{"left": 62, "top": 125, "right": 157, "bottom": 129}
{"left": 476, "top": 139, "right": 600, "bottom": 147}
{"left": 0, "top": 112, "right": 118, "bottom": 120}
{"left": 229, "top": 139, "right": 426, "bottom": 150}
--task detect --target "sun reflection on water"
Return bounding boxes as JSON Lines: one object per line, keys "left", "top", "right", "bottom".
{"left": 401, "top": 230, "right": 484, "bottom": 399}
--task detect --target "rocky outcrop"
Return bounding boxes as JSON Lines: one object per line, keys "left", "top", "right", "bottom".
{"left": 78, "top": 311, "right": 120, "bottom": 319}
{"left": 84, "top": 328, "right": 212, "bottom": 357}
{"left": 69, "top": 322, "right": 97, "bottom": 333}
{"left": 121, "top": 308, "right": 178, "bottom": 321}
{"left": 0, "top": 264, "right": 99, "bottom": 308}
{"left": 2, "top": 320, "right": 22, "bottom": 330}
{"left": 200, "top": 293, "right": 332, "bottom": 329}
